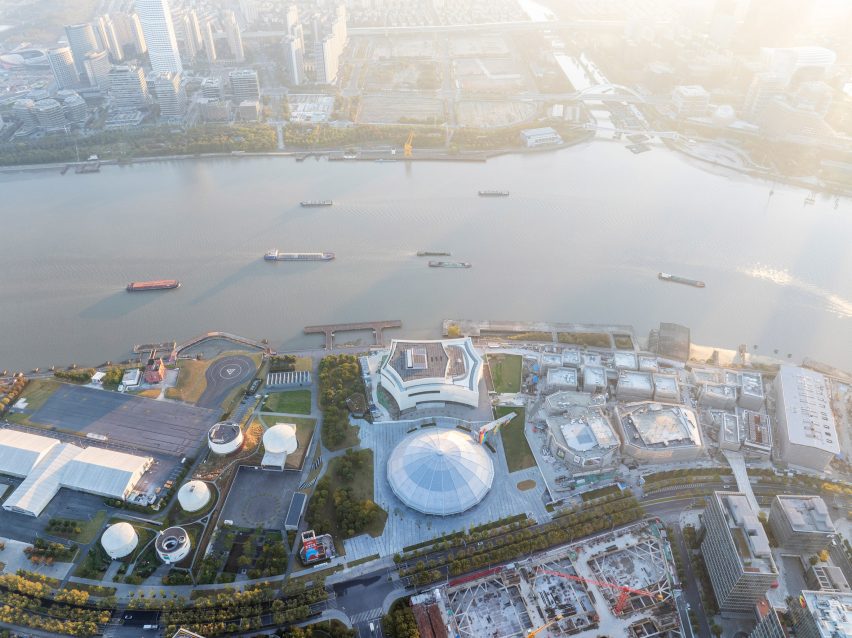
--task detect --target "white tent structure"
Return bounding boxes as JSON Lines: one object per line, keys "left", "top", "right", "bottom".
{"left": 261, "top": 423, "right": 298, "bottom": 470}
{"left": 177, "top": 480, "right": 211, "bottom": 512}
{"left": 387, "top": 429, "right": 494, "bottom": 516}
{"left": 101, "top": 522, "right": 139, "bottom": 559}
{"left": 0, "top": 427, "right": 152, "bottom": 517}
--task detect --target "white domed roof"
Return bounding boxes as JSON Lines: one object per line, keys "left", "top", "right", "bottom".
{"left": 387, "top": 429, "right": 494, "bottom": 516}
{"left": 264, "top": 423, "right": 298, "bottom": 455}
{"left": 177, "top": 480, "right": 211, "bottom": 512}
{"left": 101, "top": 522, "right": 138, "bottom": 559}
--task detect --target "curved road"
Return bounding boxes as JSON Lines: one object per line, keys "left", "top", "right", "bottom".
{"left": 196, "top": 355, "right": 257, "bottom": 409}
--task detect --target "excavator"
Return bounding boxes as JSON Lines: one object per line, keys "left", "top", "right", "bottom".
{"left": 404, "top": 131, "right": 414, "bottom": 157}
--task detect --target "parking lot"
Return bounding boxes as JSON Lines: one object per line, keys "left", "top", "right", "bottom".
{"left": 218, "top": 466, "right": 302, "bottom": 530}
{"left": 30, "top": 384, "right": 221, "bottom": 457}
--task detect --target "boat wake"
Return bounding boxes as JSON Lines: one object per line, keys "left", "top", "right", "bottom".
{"left": 741, "top": 264, "right": 852, "bottom": 318}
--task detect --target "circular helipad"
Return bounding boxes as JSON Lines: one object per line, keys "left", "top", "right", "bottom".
{"left": 198, "top": 355, "right": 256, "bottom": 408}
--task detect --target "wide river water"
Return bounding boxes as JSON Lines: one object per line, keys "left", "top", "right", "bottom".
{"left": 1, "top": 142, "right": 851, "bottom": 372}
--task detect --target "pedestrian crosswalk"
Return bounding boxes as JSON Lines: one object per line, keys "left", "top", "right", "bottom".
{"left": 349, "top": 607, "right": 383, "bottom": 624}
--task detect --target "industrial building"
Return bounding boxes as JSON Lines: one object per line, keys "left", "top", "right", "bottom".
{"left": 0, "top": 428, "right": 151, "bottom": 517}
{"left": 790, "top": 591, "right": 852, "bottom": 638}
{"left": 774, "top": 365, "right": 840, "bottom": 471}
{"left": 544, "top": 405, "right": 620, "bottom": 473}
{"left": 701, "top": 492, "right": 778, "bottom": 612}
{"left": 616, "top": 402, "right": 703, "bottom": 463}
{"left": 387, "top": 428, "right": 493, "bottom": 516}
{"left": 379, "top": 338, "right": 483, "bottom": 412}
{"left": 544, "top": 367, "right": 578, "bottom": 393}
{"left": 156, "top": 526, "right": 191, "bottom": 563}
{"left": 261, "top": 423, "right": 298, "bottom": 470}
{"left": 101, "top": 522, "right": 139, "bottom": 559}
{"left": 768, "top": 495, "right": 836, "bottom": 554}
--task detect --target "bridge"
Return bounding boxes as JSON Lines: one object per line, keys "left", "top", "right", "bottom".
{"left": 304, "top": 320, "right": 402, "bottom": 350}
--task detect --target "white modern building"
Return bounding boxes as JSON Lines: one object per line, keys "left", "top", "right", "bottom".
{"left": 229, "top": 69, "right": 259, "bottom": 102}
{"left": 616, "top": 402, "right": 703, "bottom": 463}
{"left": 282, "top": 5, "right": 305, "bottom": 85}
{"left": 774, "top": 365, "right": 839, "bottom": 471}
{"left": 701, "top": 491, "right": 778, "bottom": 612}
{"left": 83, "top": 50, "right": 111, "bottom": 89}
{"left": 387, "top": 428, "right": 493, "bottom": 516}
{"left": 152, "top": 71, "right": 185, "bottom": 118}
{"left": 65, "top": 23, "right": 100, "bottom": 75}
{"left": 520, "top": 127, "right": 563, "bottom": 147}
{"left": 208, "top": 421, "right": 243, "bottom": 455}
{"left": 156, "top": 526, "right": 191, "bottom": 563}
{"left": 0, "top": 429, "right": 151, "bottom": 517}
{"left": 101, "top": 522, "right": 138, "bottom": 559}
{"left": 47, "top": 47, "right": 80, "bottom": 90}
{"left": 379, "top": 338, "right": 483, "bottom": 412}
{"left": 135, "top": 0, "right": 183, "bottom": 75}
{"left": 261, "top": 423, "right": 298, "bottom": 470}
{"left": 177, "top": 480, "right": 211, "bottom": 512}
{"left": 108, "top": 65, "right": 149, "bottom": 109}
{"left": 34, "top": 99, "right": 67, "bottom": 130}
{"left": 768, "top": 495, "right": 836, "bottom": 554}
{"left": 544, "top": 406, "right": 620, "bottom": 473}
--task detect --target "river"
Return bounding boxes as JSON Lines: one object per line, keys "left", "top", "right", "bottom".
{"left": 1, "top": 143, "right": 850, "bottom": 372}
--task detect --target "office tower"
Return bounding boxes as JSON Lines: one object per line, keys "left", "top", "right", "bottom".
{"left": 108, "top": 65, "right": 149, "bottom": 109}
{"left": 240, "top": 0, "right": 259, "bottom": 25}
{"left": 65, "top": 23, "right": 101, "bottom": 75}
{"left": 47, "top": 47, "right": 80, "bottom": 90}
{"left": 228, "top": 69, "right": 259, "bottom": 102}
{"left": 174, "top": 11, "right": 199, "bottom": 65}
{"left": 111, "top": 12, "right": 147, "bottom": 57}
{"left": 34, "top": 99, "right": 67, "bottom": 130}
{"left": 135, "top": 0, "right": 183, "bottom": 75}
{"left": 152, "top": 72, "right": 186, "bottom": 118}
{"left": 768, "top": 496, "right": 836, "bottom": 554}
{"left": 84, "top": 50, "right": 111, "bottom": 89}
{"left": 223, "top": 11, "right": 245, "bottom": 62}
{"left": 790, "top": 591, "right": 852, "bottom": 638}
{"left": 749, "top": 601, "right": 785, "bottom": 638}
{"left": 701, "top": 492, "right": 778, "bottom": 611}
{"left": 282, "top": 5, "right": 305, "bottom": 85}
{"left": 202, "top": 18, "right": 218, "bottom": 64}
{"left": 200, "top": 77, "right": 223, "bottom": 99}
{"left": 95, "top": 15, "right": 124, "bottom": 61}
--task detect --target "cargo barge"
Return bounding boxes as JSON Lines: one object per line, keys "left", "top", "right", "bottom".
{"left": 658, "top": 272, "right": 705, "bottom": 288}
{"left": 429, "top": 261, "right": 471, "bottom": 268}
{"left": 265, "top": 250, "right": 335, "bottom": 261}
{"left": 417, "top": 251, "right": 451, "bottom": 256}
{"left": 300, "top": 200, "right": 333, "bottom": 207}
{"left": 126, "top": 279, "right": 180, "bottom": 292}
{"left": 478, "top": 190, "right": 509, "bottom": 197}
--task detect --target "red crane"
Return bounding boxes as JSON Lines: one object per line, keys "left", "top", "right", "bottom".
{"left": 536, "top": 567, "right": 663, "bottom": 615}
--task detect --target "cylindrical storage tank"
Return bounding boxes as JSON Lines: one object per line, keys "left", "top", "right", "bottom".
{"left": 100, "top": 522, "right": 138, "bottom": 559}
{"left": 263, "top": 423, "right": 298, "bottom": 455}
{"left": 177, "top": 480, "right": 211, "bottom": 513}
{"left": 208, "top": 421, "right": 243, "bottom": 455}
{"left": 155, "top": 526, "right": 191, "bottom": 564}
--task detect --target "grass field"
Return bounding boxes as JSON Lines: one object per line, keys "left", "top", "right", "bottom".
{"left": 6, "top": 378, "right": 63, "bottom": 426}
{"left": 166, "top": 358, "right": 214, "bottom": 404}
{"left": 48, "top": 510, "right": 106, "bottom": 544}
{"left": 294, "top": 357, "right": 313, "bottom": 372}
{"left": 263, "top": 390, "right": 312, "bottom": 414}
{"left": 494, "top": 406, "right": 535, "bottom": 473}
{"left": 487, "top": 354, "right": 522, "bottom": 393}
{"left": 557, "top": 332, "right": 612, "bottom": 348}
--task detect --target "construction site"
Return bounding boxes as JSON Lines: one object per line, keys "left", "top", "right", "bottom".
{"left": 423, "top": 520, "right": 681, "bottom": 638}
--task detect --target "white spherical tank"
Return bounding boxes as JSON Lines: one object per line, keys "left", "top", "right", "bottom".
{"left": 263, "top": 423, "right": 298, "bottom": 455}
{"left": 100, "top": 522, "right": 139, "bottom": 559}
{"left": 208, "top": 421, "right": 243, "bottom": 455}
{"left": 177, "top": 480, "right": 211, "bottom": 513}
{"left": 156, "top": 526, "right": 191, "bottom": 564}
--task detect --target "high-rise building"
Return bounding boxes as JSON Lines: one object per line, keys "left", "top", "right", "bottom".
{"left": 313, "top": 5, "right": 347, "bottom": 84}
{"left": 282, "top": 5, "right": 305, "bottom": 85}
{"left": 152, "top": 72, "right": 186, "bottom": 118}
{"left": 47, "top": 47, "right": 80, "bottom": 90}
{"left": 240, "top": 0, "right": 259, "bottom": 25}
{"left": 790, "top": 591, "right": 852, "bottom": 638}
{"left": 111, "top": 12, "right": 147, "bottom": 57}
{"left": 222, "top": 11, "right": 245, "bottom": 62}
{"left": 34, "top": 99, "right": 67, "bottom": 130}
{"left": 135, "top": 0, "right": 183, "bottom": 75}
{"left": 95, "top": 15, "right": 124, "bottom": 61}
{"left": 13, "top": 99, "right": 37, "bottom": 128}
{"left": 65, "top": 23, "right": 101, "bottom": 75}
{"left": 84, "top": 50, "right": 112, "bottom": 89}
{"left": 174, "top": 11, "right": 200, "bottom": 65}
{"left": 768, "top": 495, "right": 836, "bottom": 555}
{"left": 200, "top": 77, "right": 223, "bottom": 99}
{"left": 202, "top": 18, "right": 218, "bottom": 64}
{"left": 108, "top": 65, "right": 149, "bottom": 109}
{"left": 749, "top": 600, "right": 785, "bottom": 638}
{"left": 228, "top": 68, "right": 259, "bottom": 102}
{"left": 701, "top": 491, "right": 778, "bottom": 612}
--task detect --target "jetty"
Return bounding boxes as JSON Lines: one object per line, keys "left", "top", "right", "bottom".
{"left": 304, "top": 320, "right": 402, "bottom": 349}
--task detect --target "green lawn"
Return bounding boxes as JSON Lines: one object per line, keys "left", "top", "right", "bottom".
{"left": 487, "top": 354, "right": 522, "bottom": 393}
{"left": 494, "top": 406, "right": 535, "bottom": 473}
{"left": 263, "top": 390, "right": 312, "bottom": 415}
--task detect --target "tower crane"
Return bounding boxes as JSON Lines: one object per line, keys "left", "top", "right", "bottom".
{"left": 404, "top": 131, "right": 414, "bottom": 157}
{"left": 526, "top": 614, "right": 563, "bottom": 638}
{"left": 536, "top": 567, "right": 663, "bottom": 615}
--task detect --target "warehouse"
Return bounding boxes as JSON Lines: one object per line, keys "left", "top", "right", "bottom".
{"left": 0, "top": 428, "right": 151, "bottom": 517}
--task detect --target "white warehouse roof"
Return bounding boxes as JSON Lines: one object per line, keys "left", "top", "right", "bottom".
{"left": 62, "top": 446, "right": 151, "bottom": 499}
{"left": 0, "top": 429, "right": 60, "bottom": 477}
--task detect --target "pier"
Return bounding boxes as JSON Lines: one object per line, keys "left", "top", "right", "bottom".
{"left": 304, "top": 320, "right": 402, "bottom": 349}
{"left": 175, "top": 332, "right": 272, "bottom": 356}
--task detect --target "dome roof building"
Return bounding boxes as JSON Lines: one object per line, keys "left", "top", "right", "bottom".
{"left": 208, "top": 421, "right": 243, "bottom": 455}
{"left": 387, "top": 429, "right": 494, "bottom": 516}
{"left": 261, "top": 423, "right": 298, "bottom": 470}
{"left": 177, "top": 480, "right": 211, "bottom": 512}
{"left": 101, "top": 522, "right": 138, "bottom": 559}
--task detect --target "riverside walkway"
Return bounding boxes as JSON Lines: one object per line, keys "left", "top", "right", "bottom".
{"left": 304, "top": 320, "right": 402, "bottom": 349}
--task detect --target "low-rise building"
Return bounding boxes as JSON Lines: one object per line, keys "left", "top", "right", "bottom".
{"left": 613, "top": 351, "right": 638, "bottom": 370}
{"left": 638, "top": 355, "right": 659, "bottom": 372}
{"left": 738, "top": 371, "right": 765, "bottom": 410}
{"left": 545, "top": 367, "right": 578, "bottom": 393}
{"left": 672, "top": 84, "right": 710, "bottom": 117}
{"left": 616, "top": 402, "right": 703, "bottom": 463}
{"left": 699, "top": 382, "right": 738, "bottom": 409}
{"left": 790, "top": 591, "right": 852, "bottom": 638}
{"left": 768, "top": 495, "right": 836, "bottom": 554}
{"left": 615, "top": 370, "right": 654, "bottom": 401}
{"left": 539, "top": 353, "right": 563, "bottom": 370}
{"left": 120, "top": 368, "right": 141, "bottom": 388}
{"left": 143, "top": 357, "right": 165, "bottom": 384}
{"left": 807, "top": 565, "right": 851, "bottom": 594}
{"left": 520, "top": 126, "right": 563, "bottom": 147}
{"left": 652, "top": 373, "right": 679, "bottom": 402}
{"left": 716, "top": 411, "right": 742, "bottom": 451}
{"left": 544, "top": 406, "right": 620, "bottom": 473}
{"left": 542, "top": 391, "right": 600, "bottom": 416}
{"left": 774, "top": 365, "right": 839, "bottom": 472}
{"left": 582, "top": 365, "right": 607, "bottom": 394}
{"left": 561, "top": 348, "right": 581, "bottom": 368}
{"left": 701, "top": 491, "right": 778, "bottom": 612}
{"left": 741, "top": 410, "right": 772, "bottom": 457}
{"left": 237, "top": 99, "right": 260, "bottom": 121}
